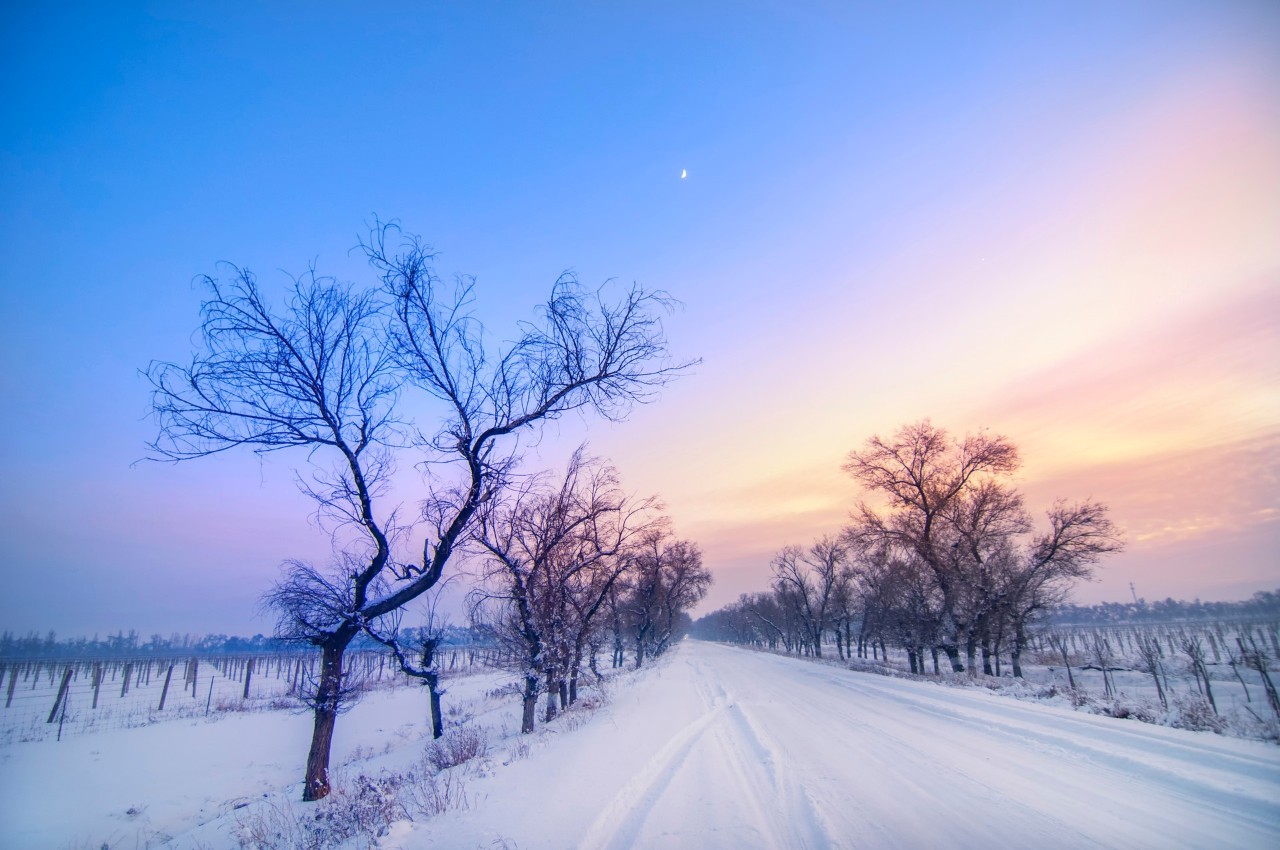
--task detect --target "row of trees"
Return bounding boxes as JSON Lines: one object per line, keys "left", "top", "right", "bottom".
{"left": 146, "top": 223, "right": 695, "bottom": 799}
{"left": 470, "top": 449, "right": 710, "bottom": 732}
{"left": 694, "top": 421, "right": 1124, "bottom": 678}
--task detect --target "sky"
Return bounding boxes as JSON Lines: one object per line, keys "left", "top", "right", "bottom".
{"left": 2, "top": 1, "right": 1277, "bottom": 638}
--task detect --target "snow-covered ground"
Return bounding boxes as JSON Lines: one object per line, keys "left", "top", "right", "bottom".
{"left": 3, "top": 641, "right": 1278, "bottom": 849}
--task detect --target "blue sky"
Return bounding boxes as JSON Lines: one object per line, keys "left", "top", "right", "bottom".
{"left": 2, "top": 1, "right": 1277, "bottom": 636}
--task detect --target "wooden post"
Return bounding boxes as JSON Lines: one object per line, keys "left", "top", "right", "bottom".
{"left": 191, "top": 659, "right": 198, "bottom": 698}
{"left": 206, "top": 675, "right": 215, "bottom": 715}
{"left": 91, "top": 664, "right": 103, "bottom": 709}
{"left": 242, "top": 658, "right": 254, "bottom": 700}
{"left": 47, "top": 666, "right": 73, "bottom": 723}
{"left": 157, "top": 663, "right": 175, "bottom": 710}
{"left": 120, "top": 662, "right": 133, "bottom": 698}
{"left": 5, "top": 665, "right": 17, "bottom": 708}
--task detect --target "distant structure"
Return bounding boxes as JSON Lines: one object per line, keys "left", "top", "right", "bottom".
{"left": 1130, "top": 582, "right": 1139, "bottom": 604}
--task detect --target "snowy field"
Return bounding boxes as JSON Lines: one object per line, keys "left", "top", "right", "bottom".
{"left": 2, "top": 640, "right": 1278, "bottom": 849}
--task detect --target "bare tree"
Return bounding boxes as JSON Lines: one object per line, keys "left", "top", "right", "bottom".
{"left": 1004, "top": 501, "right": 1123, "bottom": 677}
{"left": 844, "top": 421, "right": 1121, "bottom": 676}
{"left": 770, "top": 536, "right": 848, "bottom": 658}
{"left": 844, "top": 421, "right": 1020, "bottom": 672}
{"left": 147, "top": 226, "right": 693, "bottom": 799}
{"left": 470, "top": 449, "right": 660, "bottom": 732}
{"left": 624, "top": 531, "right": 711, "bottom": 667}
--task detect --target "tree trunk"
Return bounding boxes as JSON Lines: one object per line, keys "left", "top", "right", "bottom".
{"left": 942, "top": 644, "right": 964, "bottom": 673}
{"left": 426, "top": 671, "right": 444, "bottom": 739}
{"left": 302, "top": 637, "right": 350, "bottom": 801}
{"left": 521, "top": 674, "right": 538, "bottom": 734}
{"left": 544, "top": 673, "right": 559, "bottom": 723}
{"left": 1011, "top": 625, "right": 1025, "bottom": 679}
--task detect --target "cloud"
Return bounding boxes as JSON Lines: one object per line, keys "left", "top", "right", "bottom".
{"left": 974, "top": 282, "right": 1280, "bottom": 471}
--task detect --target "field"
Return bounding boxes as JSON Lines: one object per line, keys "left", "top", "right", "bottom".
{"left": 813, "top": 618, "right": 1278, "bottom": 743}
{"left": 0, "top": 648, "right": 498, "bottom": 746}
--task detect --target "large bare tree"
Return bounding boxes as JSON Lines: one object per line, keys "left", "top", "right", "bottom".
{"left": 147, "top": 226, "right": 693, "bottom": 799}
{"left": 844, "top": 420, "right": 1121, "bottom": 674}
{"left": 844, "top": 420, "right": 1021, "bottom": 672}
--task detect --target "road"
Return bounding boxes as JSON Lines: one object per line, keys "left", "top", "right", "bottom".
{"left": 432, "top": 640, "right": 1280, "bottom": 849}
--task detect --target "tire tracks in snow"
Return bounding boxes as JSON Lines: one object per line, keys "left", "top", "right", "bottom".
{"left": 578, "top": 653, "right": 832, "bottom": 849}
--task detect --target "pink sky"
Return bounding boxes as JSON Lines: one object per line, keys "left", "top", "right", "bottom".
{"left": 585, "top": 59, "right": 1280, "bottom": 613}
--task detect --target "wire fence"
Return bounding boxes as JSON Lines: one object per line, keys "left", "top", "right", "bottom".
{"left": 0, "top": 647, "right": 504, "bottom": 744}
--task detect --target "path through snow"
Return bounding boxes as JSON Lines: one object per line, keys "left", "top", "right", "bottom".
{"left": 415, "top": 640, "right": 1280, "bottom": 849}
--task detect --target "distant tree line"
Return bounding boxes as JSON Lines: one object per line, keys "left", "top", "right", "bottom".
{"left": 1048, "top": 591, "right": 1280, "bottom": 626}
{"left": 693, "top": 421, "right": 1125, "bottom": 678}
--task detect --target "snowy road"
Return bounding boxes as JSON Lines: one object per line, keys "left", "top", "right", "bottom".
{"left": 428, "top": 640, "right": 1280, "bottom": 849}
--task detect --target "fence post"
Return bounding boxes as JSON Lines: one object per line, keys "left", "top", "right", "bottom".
{"left": 5, "top": 665, "right": 17, "bottom": 708}
{"left": 47, "top": 666, "right": 73, "bottom": 723}
{"left": 242, "top": 658, "right": 254, "bottom": 700}
{"left": 119, "top": 662, "right": 133, "bottom": 698}
{"left": 92, "top": 664, "right": 103, "bottom": 709}
{"left": 157, "top": 663, "right": 175, "bottom": 711}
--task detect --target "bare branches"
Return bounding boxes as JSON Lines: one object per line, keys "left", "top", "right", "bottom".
{"left": 366, "top": 223, "right": 697, "bottom": 453}
{"left": 146, "top": 268, "right": 401, "bottom": 462}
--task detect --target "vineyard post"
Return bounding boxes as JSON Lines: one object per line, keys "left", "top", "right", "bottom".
{"left": 47, "top": 665, "right": 73, "bottom": 723}
{"left": 5, "top": 665, "right": 17, "bottom": 707}
{"left": 157, "top": 663, "right": 175, "bottom": 711}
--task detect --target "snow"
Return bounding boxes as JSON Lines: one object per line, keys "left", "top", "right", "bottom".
{"left": 3, "top": 641, "right": 1278, "bottom": 849}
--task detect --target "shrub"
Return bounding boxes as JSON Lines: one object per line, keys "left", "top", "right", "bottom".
{"left": 234, "top": 770, "right": 454, "bottom": 850}
{"left": 402, "top": 769, "right": 470, "bottom": 818}
{"left": 1169, "top": 695, "right": 1228, "bottom": 734}
{"left": 424, "top": 727, "right": 489, "bottom": 773}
